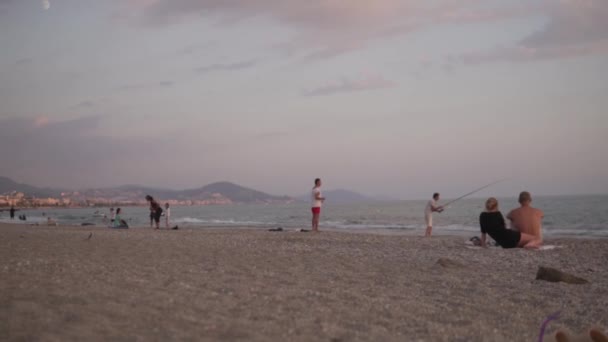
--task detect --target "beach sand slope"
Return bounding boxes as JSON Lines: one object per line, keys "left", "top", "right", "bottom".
{"left": 1, "top": 224, "right": 607, "bottom": 341}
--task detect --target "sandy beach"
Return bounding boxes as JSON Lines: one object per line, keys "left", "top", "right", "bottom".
{"left": 1, "top": 223, "right": 607, "bottom": 341}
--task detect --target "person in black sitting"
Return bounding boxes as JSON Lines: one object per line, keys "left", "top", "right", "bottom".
{"left": 480, "top": 197, "right": 541, "bottom": 249}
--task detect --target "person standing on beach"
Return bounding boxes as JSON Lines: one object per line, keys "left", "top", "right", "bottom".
{"left": 145, "top": 195, "right": 163, "bottom": 230}
{"left": 424, "top": 193, "right": 443, "bottom": 237}
{"left": 507, "top": 191, "right": 544, "bottom": 242}
{"left": 164, "top": 203, "right": 171, "bottom": 229}
{"left": 311, "top": 178, "right": 325, "bottom": 232}
{"left": 9, "top": 206, "right": 16, "bottom": 220}
{"left": 110, "top": 207, "right": 116, "bottom": 224}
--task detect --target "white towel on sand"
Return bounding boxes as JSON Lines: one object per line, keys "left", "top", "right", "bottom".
{"left": 465, "top": 244, "right": 561, "bottom": 250}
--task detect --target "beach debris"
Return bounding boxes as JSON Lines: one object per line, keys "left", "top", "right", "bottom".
{"left": 268, "top": 227, "right": 283, "bottom": 232}
{"left": 436, "top": 258, "right": 464, "bottom": 268}
{"left": 171, "top": 225, "right": 179, "bottom": 230}
{"left": 469, "top": 236, "right": 482, "bottom": 246}
{"left": 85, "top": 232, "right": 93, "bottom": 241}
{"left": 535, "top": 266, "right": 589, "bottom": 284}
{"left": 466, "top": 236, "right": 499, "bottom": 247}
{"left": 81, "top": 222, "right": 95, "bottom": 226}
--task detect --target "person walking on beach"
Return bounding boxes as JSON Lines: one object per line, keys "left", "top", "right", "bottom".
{"left": 425, "top": 193, "right": 443, "bottom": 237}
{"left": 164, "top": 203, "right": 171, "bottom": 229}
{"left": 480, "top": 197, "right": 542, "bottom": 249}
{"left": 507, "top": 191, "right": 544, "bottom": 242}
{"left": 311, "top": 178, "right": 325, "bottom": 232}
{"left": 145, "top": 195, "right": 163, "bottom": 230}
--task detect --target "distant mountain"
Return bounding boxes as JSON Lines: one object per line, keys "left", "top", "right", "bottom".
{"left": 74, "top": 185, "right": 179, "bottom": 203}
{"left": 0, "top": 176, "right": 63, "bottom": 197}
{"left": 69, "top": 181, "right": 291, "bottom": 204}
{"left": 297, "top": 188, "right": 377, "bottom": 204}
{"left": 0, "top": 176, "right": 291, "bottom": 205}
{"left": 180, "top": 182, "right": 290, "bottom": 203}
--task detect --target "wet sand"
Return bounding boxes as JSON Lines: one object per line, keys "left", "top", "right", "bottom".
{"left": 1, "top": 223, "right": 607, "bottom": 341}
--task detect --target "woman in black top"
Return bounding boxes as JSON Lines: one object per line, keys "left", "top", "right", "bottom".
{"left": 480, "top": 198, "right": 541, "bottom": 248}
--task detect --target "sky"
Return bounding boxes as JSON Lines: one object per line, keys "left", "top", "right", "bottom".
{"left": 0, "top": 0, "right": 607, "bottom": 199}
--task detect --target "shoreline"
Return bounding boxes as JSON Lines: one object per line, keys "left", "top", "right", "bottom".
{"left": 1, "top": 221, "right": 605, "bottom": 240}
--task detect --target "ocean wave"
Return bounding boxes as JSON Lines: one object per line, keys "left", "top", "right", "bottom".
{"left": 0, "top": 216, "right": 50, "bottom": 224}
{"left": 172, "top": 217, "right": 270, "bottom": 226}
{"left": 322, "top": 221, "right": 419, "bottom": 230}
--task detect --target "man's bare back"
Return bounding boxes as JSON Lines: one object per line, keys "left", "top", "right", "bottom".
{"left": 507, "top": 193, "right": 544, "bottom": 240}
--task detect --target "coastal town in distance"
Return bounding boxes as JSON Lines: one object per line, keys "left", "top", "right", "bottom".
{"left": 0, "top": 177, "right": 294, "bottom": 208}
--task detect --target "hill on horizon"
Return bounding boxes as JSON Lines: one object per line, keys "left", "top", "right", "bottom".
{"left": 0, "top": 177, "right": 291, "bottom": 204}
{"left": 0, "top": 176, "right": 64, "bottom": 198}
{"left": 180, "top": 182, "right": 290, "bottom": 202}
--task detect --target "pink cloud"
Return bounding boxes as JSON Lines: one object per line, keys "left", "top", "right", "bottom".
{"left": 450, "top": 0, "right": 608, "bottom": 66}
{"left": 523, "top": 0, "right": 608, "bottom": 47}
{"left": 132, "top": 1, "right": 414, "bottom": 29}
{"left": 304, "top": 74, "right": 396, "bottom": 97}
{"left": 123, "top": 0, "right": 533, "bottom": 60}
{"left": 194, "top": 60, "right": 257, "bottom": 73}
{"left": 458, "top": 40, "right": 608, "bottom": 65}
{"left": 122, "top": 0, "right": 608, "bottom": 64}
{"left": 34, "top": 116, "right": 49, "bottom": 128}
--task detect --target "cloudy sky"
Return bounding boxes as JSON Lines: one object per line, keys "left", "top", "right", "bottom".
{"left": 0, "top": 0, "right": 607, "bottom": 199}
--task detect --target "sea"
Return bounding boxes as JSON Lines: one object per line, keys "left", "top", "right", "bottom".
{"left": 1, "top": 195, "right": 607, "bottom": 238}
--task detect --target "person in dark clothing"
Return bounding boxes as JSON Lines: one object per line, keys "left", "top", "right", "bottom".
{"left": 480, "top": 198, "right": 541, "bottom": 249}
{"left": 10, "top": 206, "right": 16, "bottom": 219}
{"left": 145, "top": 195, "right": 163, "bottom": 229}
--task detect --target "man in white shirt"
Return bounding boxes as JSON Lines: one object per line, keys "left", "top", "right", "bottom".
{"left": 425, "top": 193, "right": 443, "bottom": 237}
{"left": 311, "top": 178, "right": 325, "bottom": 232}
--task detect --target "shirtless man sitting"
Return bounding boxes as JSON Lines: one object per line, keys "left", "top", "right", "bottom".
{"left": 507, "top": 191, "right": 544, "bottom": 243}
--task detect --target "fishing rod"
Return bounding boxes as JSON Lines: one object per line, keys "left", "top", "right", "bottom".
{"left": 442, "top": 179, "right": 508, "bottom": 208}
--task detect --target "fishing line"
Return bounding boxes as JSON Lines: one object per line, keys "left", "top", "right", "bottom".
{"left": 442, "top": 179, "right": 509, "bottom": 208}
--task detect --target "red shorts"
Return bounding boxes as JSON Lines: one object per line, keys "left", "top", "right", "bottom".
{"left": 311, "top": 207, "right": 321, "bottom": 214}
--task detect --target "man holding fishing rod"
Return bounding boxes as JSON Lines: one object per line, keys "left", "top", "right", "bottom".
{"left": 425, "top": 193, "right": 444, "bottom": 237}
{"left": 424, "top": 180, "right": 506, "bottom": 237}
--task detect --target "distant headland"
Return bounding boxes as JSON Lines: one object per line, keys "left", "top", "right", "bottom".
{"left": 0, "top": 177, "right": 294, "bottom": 208}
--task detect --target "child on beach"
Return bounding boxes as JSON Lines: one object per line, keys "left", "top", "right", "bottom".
{"left": 113, "top": 208, "right": 129, "bottom": 229}
{"left": 165, "top": 203, "right": 170, "bottom": 229}
{"left": 424, "top": 193, "right": 443, "bottom": 237}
